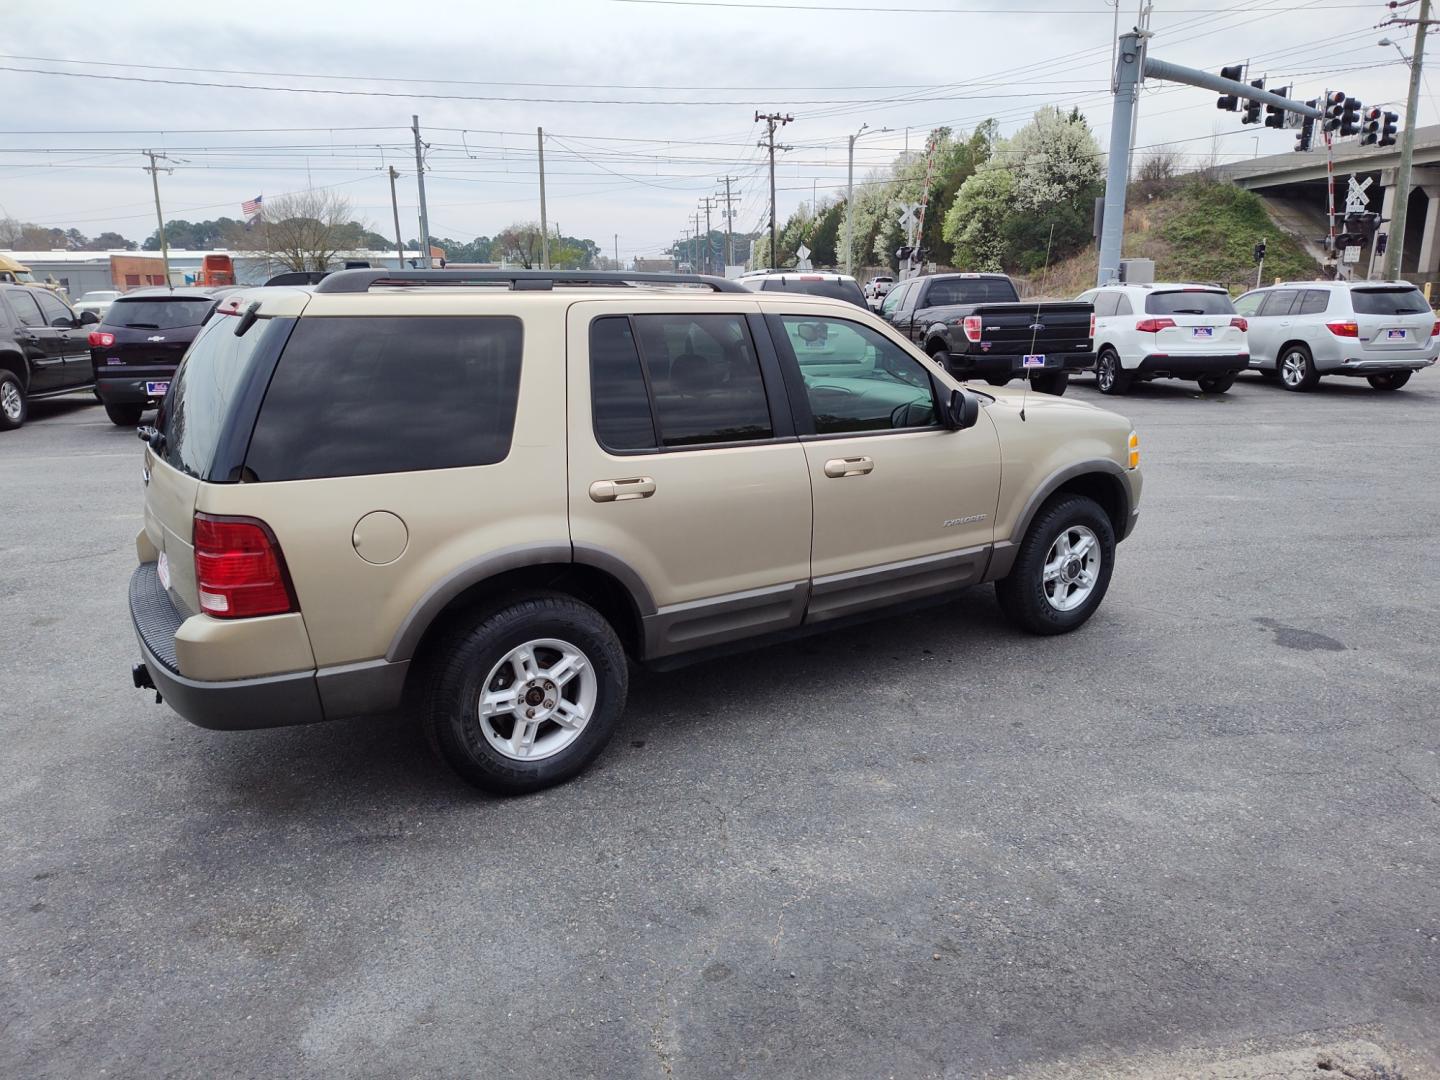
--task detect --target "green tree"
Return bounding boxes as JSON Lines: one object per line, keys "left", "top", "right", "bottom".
{"left": 942, "top": 168, "right": 1015, "bottom": 272}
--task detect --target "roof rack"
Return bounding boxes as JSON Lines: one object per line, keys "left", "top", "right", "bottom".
{"left": 311, "top": 268, "right": 748, "bottom": 294}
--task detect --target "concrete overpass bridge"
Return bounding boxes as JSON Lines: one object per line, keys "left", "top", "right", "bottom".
{"left": 1223, "top": 124, "right": 1440, "bottom": 277}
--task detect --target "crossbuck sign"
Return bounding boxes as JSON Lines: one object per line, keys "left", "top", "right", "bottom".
{"left": 1345, "top": 174, "right": 1372, "bottom": 216}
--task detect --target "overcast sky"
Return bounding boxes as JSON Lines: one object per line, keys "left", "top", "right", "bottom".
{"left": 1, "top": 0, "right": 1425, "bottom": 259}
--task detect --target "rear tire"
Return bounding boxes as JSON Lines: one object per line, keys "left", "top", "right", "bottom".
{"left": 1196, "top": 374, "right": 1234, "bottom": 393}
{"left": 422, "top": 594, "right": 627, "bottom": 795}
{"left": 995, "top": 494, "right": 1116, "bottom": 635}
{"left": 1367, "top": 371, "right": 1411, "bottom": 391}
{"left": 1030, "top": 371, "right": 1069, "bottom": 396}
{"left": 1278, "top": 344, "right": 1319, "bottom": 392}
{"left": 1095, "top": 350, "right": 1131, "bottom": 395}
{"left": 0, "top": 369, "right": 26, "bottom": 430}
{"left": 104, "top": 402, "right": 144, "bottom": 427}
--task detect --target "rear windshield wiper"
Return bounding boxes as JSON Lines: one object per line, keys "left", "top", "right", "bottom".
{"left": 1169, "top": 309, "right": 1207, "bottom": 315}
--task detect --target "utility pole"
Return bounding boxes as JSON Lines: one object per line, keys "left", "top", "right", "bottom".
{"left": 614, "top": 233, "right": 619, "bottom": 270}
{"left": 692, "top": 212, "right": 703, "bottom": 272}
{"left": 1383, "top": 0, "right": 1431, "bottom": 279}
{"left": 411, "top": 116, "right": 433, "bottom": 269}
{"left": 755, "top": 111, "right": 793, "bottom": 269}
{"left": 717, "top": 176, "right": 739, "bottom": 270}
{"left": 142, "top": 151, "right": 173, "bottom": 285}
{"left": 699, "top": 197, "right": 715, "bottom": 274}
{"left": 681, "top": 229, "right": 690, "bottom": 271}
{"left": 845, "top": 124, "right": 890, "bottom": 277}
{"left": 536, "top": 127, "right": 550, "bottom": 271}
{"left": 387, "top": 166, "right": 405, "bottom": 269}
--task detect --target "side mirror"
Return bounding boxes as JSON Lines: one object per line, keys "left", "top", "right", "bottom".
{"left": 78, "top": 310, "right": 100, "bottom": 326}
{"left": 941, "top": 388, "right": 980, "bottom": 431}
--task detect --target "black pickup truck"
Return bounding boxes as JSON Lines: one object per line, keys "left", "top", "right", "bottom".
{"left": 878, "top": 272, "right": 1094, "bottom": 395}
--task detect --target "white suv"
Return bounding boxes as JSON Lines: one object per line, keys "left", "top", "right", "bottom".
{"left": 1078, "top": 283, "right": 1250, "bottom": 395}
{"left": 1232, "top": 280, "right": 1438, "bottom": 392}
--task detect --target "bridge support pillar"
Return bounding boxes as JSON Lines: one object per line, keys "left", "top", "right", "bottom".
{"left": 1417, "top": 188, "right": 1440, "bottom": 277}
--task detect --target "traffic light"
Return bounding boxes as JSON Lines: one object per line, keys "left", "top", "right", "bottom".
{"left": 1295, "top": 101, "right": 1317, "bottom": 152}
{"left": 1380, "top": 111, "right": 1399, "bottom": 147}
{"left": 1253, "top": 239, "right": 1267, "bottom": 264}
{"left": 1339, "top": 97, "right": 1362, "bottom": 137}
{"left": 1323, "top": 90, "right": 1346, "bottom": 132}
{"left": 1242, "top": 79, "right": 1265, "bottom": 124}
{"left": 1217, "top": 65, "right": 1243, "bottom": 111}
{"left": 1361, "top": 106, "right": 1381, "bottom": 145}
{"left": 895, "top": 246, "right": 914, "bottom": 263}
{"left": 1264, "top": 86, "right": 1290, "bottom": 129}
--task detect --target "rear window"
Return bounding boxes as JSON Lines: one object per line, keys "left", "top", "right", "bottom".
{"left": 921, "top": 277, "right": 1019, "bottom": 306}
{"left": 158, "top": 315, "right": 284, "bottom": 480}
{"left": 243, "top": 316, "right": 522, "bottom": 482}
{"left": 759, "top": 277, "right": 868, "bottom": 307}
{"left": 1351, "top": 287, "right": 1430, "bottom": 315}
{"left": 105, "top": 297, "right": 214, "bottom": 330}
{"left": 1145, "top": 290, "right": 1235, "bottom": 315}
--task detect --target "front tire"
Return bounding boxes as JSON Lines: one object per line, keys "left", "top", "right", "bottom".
{"left": 1196, "top": 374, "right": 1234, "bottom": 393}
{"left": 1095, "top": 350, "right": 1131, "bottom": 395}
{"left": 1367, "top": 371, "right": 1411, "bottom": 391}
{"left": 995, "top": 494, "right": 1116, "bottom": 635}
{"left": 104, "top": 402, "right": 144, "bottom": 427}
{"left": 422, "top": 595, "right": 628, "bottom": 794}
{"left": 0, "top": 369, "right": 26, "bottom": 430}
{"left": 1278, "top": 345, "right": 1319, "bottom": 392}
{"left": 1030, "top": 371, "right": 1069, "bottom": 396}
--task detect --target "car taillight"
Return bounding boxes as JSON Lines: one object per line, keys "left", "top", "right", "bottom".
{"left": 960, "top": 315, "right": 982, "bottom": 342}
{"left": 193, "top": 513, "right": 297, "bottom": 619}
{"left": 89, "top": 331, "right": 115, "bottom": 347}
{"left": 1089, "top": 313, "right": 1096, "bottom": 337}
{"left": 1326, "top": 321, "right": 1360, "bottom": 338}
{"left": 1134, "top": 318, "right": 1176, "bottom": 333}
{"left": 1230, "top": 317, "right": 1248, "bottom": 332}
{"left": 1432, "top": 320, "right": 1439, "bottom": 337}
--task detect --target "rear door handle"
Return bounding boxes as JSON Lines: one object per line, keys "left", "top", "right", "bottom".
{"left": 824, "top": 456, "right": 874, "bottom": 478}
{"left": 589, "top": 476, "right": 656, "bottom": 502}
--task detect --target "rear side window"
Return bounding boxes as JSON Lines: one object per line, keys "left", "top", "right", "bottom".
{"left": 759, "top": 277, "right": 868, "bottom": 307}
{"left": 244, "top": 316, "right": 522, "bottom": 481}
{"left": 1298, "top": 290, "right": 1331, "bottom": 315}
{"left": 633, "top": 314, "right": 772, "bottom": 447}
{"left": 1115, "top": 293, "right": 1134, "bottom": 316}
{"left": 159, "top": 316, "right": 284, "bottom": 480}
{"left": 1091, "top": 291, "right": 1118, "bottom": 317}
{"left": 104, "top": 297, "right": 214, "bottom": 329}
{"left": 590, "top": 316, "right": 657, "bottom": 451}
{"left": 1259, "top": 290, "right": 1299, "bottom": 317}
{"left": 1145, "top": 290, "right": 1235, "bottom": 315}
{"left": 921, "top": 277, "right": 1019, "bottom": 306}
{"left": 1351, "top": 287, "right": 1430, "bottom": 315}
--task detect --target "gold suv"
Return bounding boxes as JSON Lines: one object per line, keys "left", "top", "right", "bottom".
{"left": 128, "top": 270, "right": 1143, "bottom": 793}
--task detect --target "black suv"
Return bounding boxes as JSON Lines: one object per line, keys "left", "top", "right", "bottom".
{"left": 0, "top": 284, "right": 99, "bottom": 430}
{"left": 90, "top": 289, "right": 221, "bottom": 425}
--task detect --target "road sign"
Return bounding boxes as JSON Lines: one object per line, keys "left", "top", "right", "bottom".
{"left": 897, "top": 202, "right": 918, "bottom": 232}
{"left": 795, "top": 243, "right": 812, "bottom": 270}
{"left": 1345, "top": 174, "right": 1372, "bottom": 215}
{"left": 1343, "top": 245, "right": 1361, "bottom": 264}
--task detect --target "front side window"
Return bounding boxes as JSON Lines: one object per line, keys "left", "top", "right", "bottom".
{"left": 244, "top": 316, "right": 522, "bottom": 481}
{"left": 777, "top": 316, "right": 936, "bottom": 434}
{"left": 1259, "top": 290, "right": 1299, "bottom": 317}
{"left": 880, "top": 282, "right": 909, "bottom": 317}
{"left": 6, "top": 289, "right": 45, "bottom": 328}
{"left": 1232, "top": 291, "right": 1265, "bottom": 317}
{"left": 33, "top": 290, "right": 73, "bottom": 326}
{"left": 632, "top": 314, "right": 772, "bottom": 447}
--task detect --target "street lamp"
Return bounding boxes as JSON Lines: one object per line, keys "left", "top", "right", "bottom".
{"left": 1378, "top": 37, "right": 1411, "bottom": 66}
{"left": 845, "top": 124, "right": 892, "bottom": 277}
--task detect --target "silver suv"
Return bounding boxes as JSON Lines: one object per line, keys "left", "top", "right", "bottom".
{"left": 1233, "top": 280, "right": 1438, "bottom": 391}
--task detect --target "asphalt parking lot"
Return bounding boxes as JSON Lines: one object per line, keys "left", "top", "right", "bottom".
{"left": 3, "top": 373, "right": 1438, "bottom": 1079}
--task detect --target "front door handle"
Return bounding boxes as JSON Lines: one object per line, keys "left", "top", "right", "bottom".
{"left": 823, "top": 456, "right": 874, "bottom": 478}
{"left": 589, "top": 476, "right": 656, "bottom": 502}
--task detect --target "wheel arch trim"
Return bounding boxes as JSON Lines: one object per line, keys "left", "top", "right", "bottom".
{"left": 990, "top": 459, "right": 1131, "bottom": 579}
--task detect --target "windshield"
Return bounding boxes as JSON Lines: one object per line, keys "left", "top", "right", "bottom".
{"left": 1145, "top": 290, "right": 1235, "bottom": 315}
{"left": 104, "top": 297, "right": 214, "bottom": 329}
{"left": 1351, "top": 287, "right": 1430, "bottom": 315}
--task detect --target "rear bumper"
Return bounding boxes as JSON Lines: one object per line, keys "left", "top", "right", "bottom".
{"left": 1330, "top": 356, "right": 1436, "bottom": 376}
{"left": 1135, "top": 353, "right": 1249, "bottom": 379}
{"left": 946, "top": 351, "right": 1095, "bottom": 379}
{"left": 129, "top": 562, "right": 407, "bottom": 730}
{"left": 95, "top": 373, "right": 173, "bottom": 405}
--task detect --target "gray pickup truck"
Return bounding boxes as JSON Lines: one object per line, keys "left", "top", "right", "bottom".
{"left": 879, "top": 272, "right": 1095, "bottom": 396}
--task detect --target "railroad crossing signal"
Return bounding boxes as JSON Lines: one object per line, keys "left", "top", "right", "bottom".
{"left": 794, "top": 243, "right": 812, "bottom": 271}
{"left": 896, "top": 202, "right": 918, "bottom": 233}
{"left": 1345, "top": 174, "right": 1373, "bottom": 215}
{"left": 1295, "top": 101, "right": 1317, "bottom": 152}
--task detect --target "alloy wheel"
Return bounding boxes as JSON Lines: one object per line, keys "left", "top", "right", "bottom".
{"left": 1, "top": 381, "right": 21, "bottom": 422}
{"left": 1043, "top": 525, "right": 1102, "bottom": 612}
{"left": 478, "top": 637, "right": 597, "bottom": 762}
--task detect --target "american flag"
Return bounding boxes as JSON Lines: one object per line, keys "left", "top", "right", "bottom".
{"left": 241, "top": 195, "right": 263, "bottom": 221}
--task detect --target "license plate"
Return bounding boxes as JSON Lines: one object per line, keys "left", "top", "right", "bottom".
{"left": 145, "top": 380, "right": 170, "bottom": 396}
{"left": 157, "top": 551, "right": 171, "bottom": 591}
{"left": 1386, "top": 329, "right": 1407, "bottom": 340}
{"left": 1021, "top": 354, "right": 1046, "bottom": 368}
{"left": 1192, "top": 327, "right": 1214, "bottom": 339}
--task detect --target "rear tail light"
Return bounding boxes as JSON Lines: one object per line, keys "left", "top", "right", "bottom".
{"left": 88, "top": 331, "right": 115, "bottom": 347}
{"left": 193, "top": 513, "right": 297, "bottom": 619}
{"left": 1230, "top": 317, "right": 1248, "bottom": 332}
{"left": 960, "top": 315, "right": 982, "bottom": 342}
{"left": 1432, "top": 320, "right": 1439, "bottom": 337}
{"left": 1134, "top": 317, "right": 1176, "bottom": 333}
{"left": 1089, "top": 313, "right": 1096, "bottom": 337}
{"left": 1326, "top": 321, "right": 1360, "bottom": 338}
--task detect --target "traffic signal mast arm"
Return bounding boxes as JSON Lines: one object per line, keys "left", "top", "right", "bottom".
{"left": 1142, "top": 56, "right": 1322, "bottom": 119}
